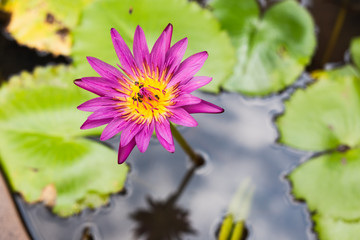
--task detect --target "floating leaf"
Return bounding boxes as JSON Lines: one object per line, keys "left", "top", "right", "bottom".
{"left": 277, "top": 65, "right": 360, "bottom": 151}
{"left": 0, "top": 65, "right": 129, "bottom": 217}
{"left": 289, "top": 150, "right": 360, "bottom": 219}
{"left": 2, "top": 0, "right": 93, "bottom": 55}
{"left": 350, "top": 37, "right": 360, "bottom": 69}
{"left": 277, "top": 45, "right": 360, "bottom": 238}
{"left": 280, "top": 65, "right": 360, "bottom": 218}
{"left": 71, "top": 0, "right": 235, "bottom": 93}
{"left": 211, "top": 0, "right": 316, "bottom": 96}
{"left": 313, "top": 214, "right": 360, "bottom": 240}
{"left": 210, "top": 0, "right": 259, "bottom": 47}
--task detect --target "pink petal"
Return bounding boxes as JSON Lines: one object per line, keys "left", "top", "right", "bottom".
{"left": 118, "top": 138, "right": 136, "bottom": 164}
{"left": 110, "top": 28, "right": 137, "bottom": 76}
{"left": 120, "top": 122, "right": 143, "bottom": 147}
{"left": 154, "top": 118, "right": 175, "bottom": 152}
{"left": 172, "top": 94, "right": 201, "bottom": 107}
{"left": 168, "top": 108, "right": 198, "bottom": 127}
{"left": 133, "top": 26, "right": 150, "bottom": 72}
{"left": 74, "top": 78, "right": 106, "bottom": 96}
{"left": 162, "top": 24, "right": 173, "bottom": 48}
{"left": 164, "top": 38, "right": 188, "bottom": 76}
{"left": 86, "top": 56, "right": 123, "bottom": 83}
{"left": 74, "top": 78, "right": 125, "bottom": 97}
{"left": 100, "top": 118, "right": 129, "bottom": 141}
{"left": 87, "top": 107, "right": 119, "bottom": 120}
{"left": 80, "top": 118, "right": 112, "bottom": 129}
{"left": 180, "top": 76, "right": 212, "bottom": 93}
{"left": 79, "top": 77, "right": 118, "bottom": 88}
{"left": 150, "top": 24, "right": 173, "bottom": 72}
{"left": 157, "top": 131, "right": 175, "bottom": 153}
{"left": 77, "top": 97, "right": 116, "bottom": 112}
{"left": 168, "top": 51, "right": 208, "bottom": 88}
{"left": 155, "top": 118, "right": 173, "bottom": 144}
{"left": 135, "top": 120, "right": 154, "bottom": 153}
{"left": 183, "top": 100, "right": 224, "bottom": 114}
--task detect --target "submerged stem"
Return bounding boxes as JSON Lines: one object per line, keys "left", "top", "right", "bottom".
{"left": 170, "top": 123, "right": 204, "bottom": 167}
{"left": 168, "top": 163, "right": 197, "bottom": 205}
{"left": 321, "top": 0, "right": 348, "bottom": 65}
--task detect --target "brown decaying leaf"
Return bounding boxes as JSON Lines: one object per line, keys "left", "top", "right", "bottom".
{"left": 39, "top": 183, "right": 57, "bottom": 207}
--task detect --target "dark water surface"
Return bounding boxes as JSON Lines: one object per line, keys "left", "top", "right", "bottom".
{"left": 16, "top": 87, "right": 317, "bottom": 240}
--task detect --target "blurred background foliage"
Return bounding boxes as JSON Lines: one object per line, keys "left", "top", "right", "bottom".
{"left": 0, "top": 0, "right": 360, "bottom": 238}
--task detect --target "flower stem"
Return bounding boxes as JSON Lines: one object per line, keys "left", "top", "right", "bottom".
{"left": 170, "top": 123, "right": 204, "bottom": 167}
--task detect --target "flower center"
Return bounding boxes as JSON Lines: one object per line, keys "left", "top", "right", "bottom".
{"left": 135, "top": 83, "right": 160, "bottom": 102}
{"left": 125, "top": 76, "right": 174, "bottom": 122}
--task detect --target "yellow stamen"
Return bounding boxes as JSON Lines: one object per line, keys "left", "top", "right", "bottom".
{"left": 117, "top": 69, "right": 176, "bottom": 122}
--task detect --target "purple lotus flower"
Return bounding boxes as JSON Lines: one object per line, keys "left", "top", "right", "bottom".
{"left": 75, "top": 24, "right": 224, "bottom": 164}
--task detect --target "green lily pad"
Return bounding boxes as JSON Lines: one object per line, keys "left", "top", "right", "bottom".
{"left": 211, "top": 0, "right": 316, "bottom": 96}
{"left": 210, "top": 0, "right": 259, "bottom": 47}
{"left": 277, "top": 43, "right": 360, "bottom": 238}
{"left": 279, "top": 64, "right": 360, "bottom": 219}
{"left": 71, "top": 0, "right": 235, "bottom": 93}
{"left": 289, "top": 150, "right": 360, "bottom": 219}
{"left": 2, "top": 0, "right": 93, "bottom": 55}
{"left": 313, "top": 214, "right": 360, "bottom": 240}
{"left": 350, "top": 37, "right": 360, "bottom": 69}
{"left": 277, "top": 65, "right": 360, "bottom": 152}
{"left": 0, "top": 65, "right": 129, "bottom": 217}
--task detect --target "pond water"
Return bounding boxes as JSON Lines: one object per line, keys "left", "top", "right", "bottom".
{"left": 16, "top": 84, "right": 317, "bottom": 240}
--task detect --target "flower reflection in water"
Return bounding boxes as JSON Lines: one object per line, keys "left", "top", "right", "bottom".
{"left": 131, "top": 196, "right": 195, "bottom": 240}
{"left": 130, "top": 163, "right": 200, "bottom": 240}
